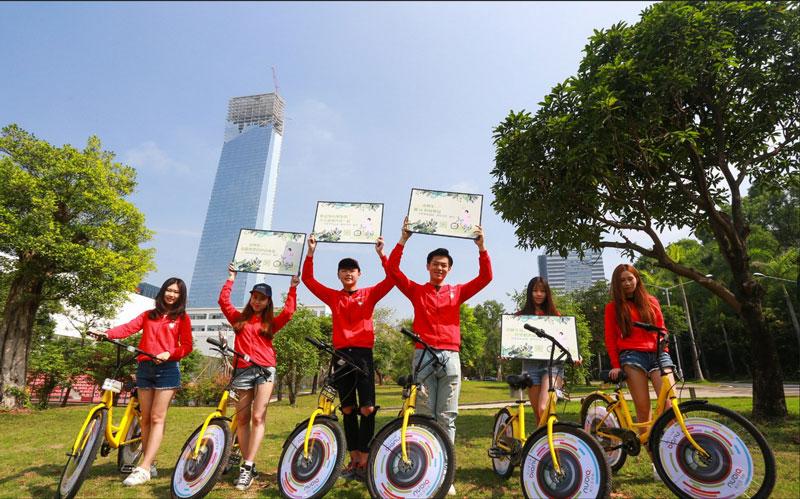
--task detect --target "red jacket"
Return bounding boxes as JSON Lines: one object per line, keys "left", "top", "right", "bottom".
{"left": 302, "top": 255, "right": 394, "bottom": 349}
{"left": 604, "top": 295, "right": 666, "bottom": 369}
{"left": 387, "top": 243, "right": 492, "bottom": 351}
{"left": 106, "top": 311, "right": 193, "bottom": 362}
{"left": 218, "top": 280, "right": 296, "bottom": 368}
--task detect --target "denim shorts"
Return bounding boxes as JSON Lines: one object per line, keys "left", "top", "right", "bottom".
{"left": 521, "top": 359, "right": 565, "bottom": 385}
{"left": 231, "top": 365, "right": 276, "bottom": 391}
{"left": 619, "top": 349, "right": 675, "bottom": 374}
{"left": 136, "top": 360, "right": 181, "bottom": 390}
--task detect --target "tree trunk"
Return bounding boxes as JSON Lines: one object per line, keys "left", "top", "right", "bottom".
{"left": 0, "top": 274, "right": 45, "bottom": 409}
{"left": 741, "top": 299, "right": 787, "bottom": 419}
{"left": 287, "top": 365, "right": 297, "bottom": 406}
{"left": 61, "top": 382, "right": 72, "bottom": 407}
{"left": 276, "top": 375, "right": 283, "bottom": 401}
{"left": 311, "top": 372, "right": 318, "bottom": 395}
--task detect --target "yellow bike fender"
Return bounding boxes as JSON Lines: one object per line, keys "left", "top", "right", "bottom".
{"left": 401, "top": 407, "right": 416, "bottom": 463}
{"left": 193, "top": 411, "right": 224, "bottom": 459}
{"left": 304, "top": 409, "right": 324, "bottom": 458}
{"left": 546, "top": 415, "right": 562, "bottom": 475}
{"left": 71, "top": 404, "right": 107, "bottom": 455}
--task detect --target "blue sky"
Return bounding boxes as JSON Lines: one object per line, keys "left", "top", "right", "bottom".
{"left": 1, "top": 1, "right": 678, "bottom": 318}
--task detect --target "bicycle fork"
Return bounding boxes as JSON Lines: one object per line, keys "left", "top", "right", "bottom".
{"left": 399, "top": 385, "right": 418, "bottom": 464}
{"left": 192, "top": 391, "right": 230, "bottom": 459}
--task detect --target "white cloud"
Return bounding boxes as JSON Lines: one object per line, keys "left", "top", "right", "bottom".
{"left": 123, "top": 141, "right": 190, "bottom": 174}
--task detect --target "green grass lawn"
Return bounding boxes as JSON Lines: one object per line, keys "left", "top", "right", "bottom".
{"left": 1, "top": 382, "right": 797, "bottom": 498}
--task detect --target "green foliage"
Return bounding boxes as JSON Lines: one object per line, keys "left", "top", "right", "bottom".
{"left": 273, "top": 306, "right": 325, "bottom": 405}
{"left": 459, "top": 304, "right": 486, "bottom": 377}
{"left": 473, "top": 300, "right": 506, "bottom": 378}
{"left": 372, "top": 308, "right": 412, "bottom": 384}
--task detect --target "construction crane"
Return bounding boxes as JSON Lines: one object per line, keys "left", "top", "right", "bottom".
{"left": 272, "top": 66, "right": 280, "bottom": 96}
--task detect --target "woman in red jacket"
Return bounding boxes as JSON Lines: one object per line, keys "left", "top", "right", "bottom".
{"left": 100, "top": 277, "right": 193, "bottom": 487}
{"left": 605, "top": 264, "right": 675, "bottom": 432}
{"left": 219, "top": 264, "right": 299, "bottom": 491}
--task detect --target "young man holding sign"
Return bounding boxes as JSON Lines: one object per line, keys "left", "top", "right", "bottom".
{"left": 386, "top": 217, "right": 492, "bottom": 494}
{"left": 301, "top": 234, "right": 394, "bottom": 481}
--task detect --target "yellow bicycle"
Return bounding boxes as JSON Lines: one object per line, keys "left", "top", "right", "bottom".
{"left": 365, "top": 328, "right": 456, "bottom": 499}
{"left": 489, "top": 324, "right": 610, "bottom": 498}
{"left": 170, "top": 336, "right": 272, "bottom": 499}
{"left": 276, "top": 336, "right": 367, "bottom": 499}
{"left": 580, "top": 321, "right": 776, "bottom": 498}
{"left": 56, "top": 333, "right": 152, "bottom": 499}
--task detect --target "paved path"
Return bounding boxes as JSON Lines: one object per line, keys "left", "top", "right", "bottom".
{"left": 454, "top": 383, "right": 799, "bottom": 410}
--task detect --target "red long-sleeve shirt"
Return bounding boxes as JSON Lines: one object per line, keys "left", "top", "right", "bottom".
{"left": 301, "top": 255, "right": 394, "bottom": 349}
{"left": 105, "top": 311, "right": 193, "bottom": 362}
{"left": 604, "top": 295, "right": 666, "bottom": 369}
{"left": 387, "top": 243, "right": 493, "bottom": 351}
{"left": 218, "top": 279, "right": 296, "bottom": 368}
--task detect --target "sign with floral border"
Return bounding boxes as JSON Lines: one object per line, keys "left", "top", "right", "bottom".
{"left": 312, "top": 201, "right": 384, "bottom": 244}
{"left": 406, "top": 188, "right": 483, "bottom": 239}
{"left": 500, "top": 314, "right": 579, "bottom": 360}
{"left": 231, "top": 229, "right": 306, "bottom": 276}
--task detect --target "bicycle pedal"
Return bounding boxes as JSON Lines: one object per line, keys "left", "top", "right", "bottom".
{"left": 488, "top": 446, "right": 511, "bottom": 459}
{"left": 120, "top": 464, "right": 135, "bottom": 474}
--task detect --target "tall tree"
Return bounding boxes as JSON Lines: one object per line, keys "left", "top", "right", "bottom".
{"left": 491, "top": 2, "right": 798, "bottom": 418}
{"left": 272, "top": 306, "right": 323, "bottom": 406}
{"left": 0, "top": 125, "right": 153, "bottom": 408}
{"left": 473, "top": 300, "right": 505, "bottom": 379}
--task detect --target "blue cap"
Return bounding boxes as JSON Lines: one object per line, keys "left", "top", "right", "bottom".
{"left": 250, "top": 283, "right": 272, "bottom": 297}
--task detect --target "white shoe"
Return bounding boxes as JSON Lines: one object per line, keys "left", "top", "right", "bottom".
{"left": 652, "top": 463, "right": 663, "bottom": 482}
{"left": 122, "top": 466, "right": 150, "bottom": 486}
{"left": 447, "top": 484, "right": 456, "bottom": 496}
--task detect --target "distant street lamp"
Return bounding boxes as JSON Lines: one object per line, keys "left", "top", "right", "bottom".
{"left": 647, "top": 275, "right": 712, "bottom": 381}
{"left": 753, "top": 272, "right": 800, "bottom": 351}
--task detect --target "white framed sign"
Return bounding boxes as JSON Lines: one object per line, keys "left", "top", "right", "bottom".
{"left": 406, "top": 188, "right": 483, "bottom": 239}
{"left": 500, "top": 314, "right": 579, "bottom": 360}
{"left": 231, "top": 229, "right": 306, "bottom": 276}
{"left": 312, "top": 201, "right": 384, "bottom": 244}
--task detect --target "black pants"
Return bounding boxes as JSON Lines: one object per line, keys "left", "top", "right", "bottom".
{"left": 333, "top": 347, "right": 375, "bottom": 452}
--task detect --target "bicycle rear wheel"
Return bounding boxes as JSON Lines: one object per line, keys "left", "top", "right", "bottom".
{"left": 170, "top": 418, "right": 232, "bottom": 499}
{"left": 367, "top": 416, "right": 455, "bottom": 498}
{"left": 277, "top": 416, "right": 345, "bottom": 499}
{"left": 519, "top": 423, "right": 611, "bottom": 499}
{"left": 490, "top": 408, "right": 517, "bottom": 479}
{"left": 650, "top": 402, "right": 776, "bottom": 499}
{"left": 117, "top": 412, "right": 142, "bottom": 473}
{"left": 57, "top": 408, "right": 107, "bottom": 499}
{"left": 579, "top": 393, "right": 627, "bottom": 472}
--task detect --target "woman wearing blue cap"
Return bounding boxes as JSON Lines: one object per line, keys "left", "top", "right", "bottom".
{"left": 219, "top": 263, "right": 300, "bottom": 491}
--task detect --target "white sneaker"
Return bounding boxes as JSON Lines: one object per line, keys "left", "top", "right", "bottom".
{"left": 652, "top": 463, "right": 663, "bottom": 482}
{"left": 122, "top": 466, "right": 151, "bottom": 486}
{"left": 447, "top": 484, "right": 456, "bottom": 496}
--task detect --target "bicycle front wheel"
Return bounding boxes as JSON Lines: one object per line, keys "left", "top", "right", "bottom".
{"left": 277, "top": 416, "right": 345, "bottom": 499}
{"left": 579, "top": 393, "right": 627, "bottom": 472}
{"left": 519, "top": 423, "right": 611, "bottom": 499}
{"left": 171, "top": 418, "right": 232, "bottom": 499}
{"left": 117, "top": 412, "right": 142, "bottom": 473}
{"left": 490, "top": 408, "right": 517, "bottom": 479}
{"left": 650, "top": 402, "right": 776, "bottom": 499}
{"left": 367, "top": 416, "right": 455, "bottom": 499}
{"left": 57, "top": 408, "right": 107, "bottom": 499}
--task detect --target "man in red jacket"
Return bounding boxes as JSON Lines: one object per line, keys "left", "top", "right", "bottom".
{"left": 302, "top": 234, "right": 394, "bottom": 480}
{"left": 386, "top": 218, "right": 492, "bottom": 453}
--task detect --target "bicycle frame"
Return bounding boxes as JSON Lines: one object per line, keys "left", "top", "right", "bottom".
{"left": 589, "top": 323, "right": 709, "bottom": 459}
{"left": 192, "top": 388, "right": 238, "bottom": 459}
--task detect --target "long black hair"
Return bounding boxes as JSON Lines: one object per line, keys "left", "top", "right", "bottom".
{"left": 148, "top": 277, "right": 187, "bottom": 320}
{"left": 519, "top": 277, "right": 559, "bottom": 315}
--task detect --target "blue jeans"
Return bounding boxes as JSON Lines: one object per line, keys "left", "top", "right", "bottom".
{"left": 619, "top": 349, "right": 675, "bottom": 374}
{"left": 136, "top": 360, "right": 180, "bottom": 390}
{"left": 412, "top": 349, "right": 461, "bottom": 444}
{"left": 521, "top": 359, "right": 565, "bottom": 385}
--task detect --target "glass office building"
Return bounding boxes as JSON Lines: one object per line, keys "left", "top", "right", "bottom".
{"left": 538, "top": 250, "right": 605, "bottom": 293}
{"left": 189, "top": 92, "right": 286, "bottom": 308}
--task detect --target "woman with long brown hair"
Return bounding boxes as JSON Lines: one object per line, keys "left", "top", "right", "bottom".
{"left": 605, "top": 264, "right": 675, "bottom": 431}
{"left": 517, "top": 277, "right": 564, "bottom": 420}
{"left": 219, "top": 263, "right": 299, "bottom": 491}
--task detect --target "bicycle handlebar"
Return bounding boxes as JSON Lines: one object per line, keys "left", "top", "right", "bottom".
{"left": 304, "top": 336, "right": 368, "bottom": 377}
{"left": 205, "top": 337, "right": 268, "bottom": 369}
{"left": 633, "top": 321, "right": 667, "bottom": 334}
{"left": 523, "top": 324, "right": 574, "bottom": 364}
{"left": 88, "top": 332, "right": 158, "bottom": 361}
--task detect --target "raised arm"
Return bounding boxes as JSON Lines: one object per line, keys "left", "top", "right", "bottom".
{"left": 367, "top": 236, "right": 395, "bottom": 306}
{"left": 273, "top": 277, "right": 299, "bottom": 332}
{"left": 458, "top": 226, "right": 493, "bottom": 302}
{"left": 301, "top": 234, "right": 335, "bottom": 303}
{"left": 218, "top": 264, "right": 242, "bottom": 324}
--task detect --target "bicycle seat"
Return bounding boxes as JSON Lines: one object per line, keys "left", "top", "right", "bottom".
{"left": 600, "top": 370, "right": 627, "bottom": 383}
{"left": 397, "top": 374, "right": 413, "bottom": 388}
{"left": 506, "top": 373, "right": 533, "bottom": 390}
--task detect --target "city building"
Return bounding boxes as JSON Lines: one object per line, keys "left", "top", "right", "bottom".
{"left": 189, "top": 92, "right": 286, "bottom": 309}
{"left": 538, "top": 250, "right": 605, "bottom": 293}
{"left": 135, "top": 282, "right": 160, "bottom": 299}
